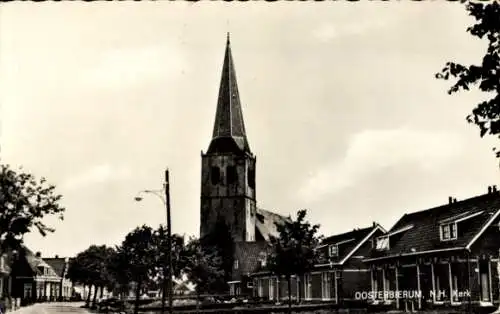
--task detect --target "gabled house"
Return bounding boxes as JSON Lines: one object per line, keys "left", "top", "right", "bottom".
{"left": 313, "top": 223, "right": 386, "bottom": 304}
{"left": 364, "top": 186, "right": 500, "bottom": 311}
{"left": 11, "top": 247, "right": 61, "bottom": 304}
{"left": 43, "top": 256, "right": 73, "bottom": 301}
{"left": 172, "top": 276, "right": 195, "bottom": 295}
{"left": 250, "top": 223, "right": 385, "bottom": 304}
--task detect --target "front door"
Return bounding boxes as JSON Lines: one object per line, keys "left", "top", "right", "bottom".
{"left": 481, "top": 272, "right": 490, "bottom": 301}
{"left": 480, "top": 261, "right": 491, "bottom": 302}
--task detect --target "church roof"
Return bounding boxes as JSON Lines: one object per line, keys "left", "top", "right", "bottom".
{"left": 232, "top": 241, "right": 271, "bottom": 281}
{"left": 255, "top": 208, "right": 291, "bottom": 241}
{"left": 207, "top": 34, "right": 251, "bottom": 155}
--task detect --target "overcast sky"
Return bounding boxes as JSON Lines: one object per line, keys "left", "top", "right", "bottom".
{"left": 1, "top": 2, "right": 499, "bottom": 258}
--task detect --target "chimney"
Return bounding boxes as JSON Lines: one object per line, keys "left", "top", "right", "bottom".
{"left": 493, "top": 185, "right": 498, "bottom": 193}
{"left": 35, "top": 252, "right": 41, "bottom": 258}
{"left": 453, "top": 198, "right": 457, "bottom": 203}
{"left": 55, "top": 255, "right": 59, "bottom": 259}
{"left": 449, "top": 196, "right": 453, "bottom": 204}
{"left": 488, "top": 186, "right": 492, "bottom": 194}
{"left": 373, "top": 221, "right": 376, "bottom": 228}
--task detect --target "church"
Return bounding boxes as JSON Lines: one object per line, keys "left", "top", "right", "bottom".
{"left": 199, "top": 34, "right": 289, "bottom": 295}
{"left": 199, "top": 35, "right": 500, "bottom": 311}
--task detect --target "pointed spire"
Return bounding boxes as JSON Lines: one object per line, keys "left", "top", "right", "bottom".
{"left": 207, "top": 35, "right": 251, "bottom": 154}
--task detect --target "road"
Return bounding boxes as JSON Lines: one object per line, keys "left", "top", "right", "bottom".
{"left": 9, "top": 302, "right": 91, "bottom": 314}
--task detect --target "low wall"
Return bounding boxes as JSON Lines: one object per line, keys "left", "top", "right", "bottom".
{"left": 139, "top": 303, "right": 367, "bottom": 313}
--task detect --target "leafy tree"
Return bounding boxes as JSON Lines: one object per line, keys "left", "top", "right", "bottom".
{"left": 200, "top": 218, "right": 234, "bottom": 293}
{"left": 436, "top": 2, "right": 500, "bottom": 158}
{"left": 182, "top": 238, "right": 224, "bottom": 309}
{"left": 68, "top": 245, "right": 116, "bottom": 307}
{"left": 89, "top": 245, "right": 116, "bottom": 305}
{"left": 151, "top": 225, "right": 185, "bottom": 313}
{"left": 0, "top": 164, "right": 65, "bottom": 252}
{"left": 106, "top": 246, "right": 131, "bottom": 299}
{"left": 67, "top": 251, "right": 94, "bottom": 305}
{"left": 116, "top": 225, "right": 158, "bottom": 314}
{"left": 267, "top": 209, "right": 321, "bottom": 311}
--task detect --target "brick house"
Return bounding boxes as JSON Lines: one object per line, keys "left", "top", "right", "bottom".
{"left": 250, "top": 223, "right": 385, "bottom": 304}
{"left": 42, "top": 256, "right": 73, "bottom": 301}
{"left": 364, "top": 186, "right": 500, "bottom": 312}
{"left": 11, "top": 247, "right": 61, "bottom": 304}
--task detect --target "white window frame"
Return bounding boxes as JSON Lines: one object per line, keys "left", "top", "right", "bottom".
{"left": 440, "top": 222, "right": 458, "bottom": 241}
{"left": 328, "top": 244, "right": 338, "bottom": 257}
{"left": 304, "top": 274, "right": 312, "bottom": 300}
{"left": 260, "top": 256, "right": 267, "bottom": 267}
{"left": 269, "top": 278, "right": 274, "bottom": 300}
{"left": 257, "top": 279, "right": 263, "bottom": 297}
{"left": 375, "top": 236, "right": 390, "bottom": 251}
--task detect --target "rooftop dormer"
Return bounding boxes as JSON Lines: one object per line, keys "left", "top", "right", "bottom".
{"left": 374, "top": 224, "right": 413, "bottom": 251}
{"left": 439, "top": 210, "right": 484, "bottom": 242}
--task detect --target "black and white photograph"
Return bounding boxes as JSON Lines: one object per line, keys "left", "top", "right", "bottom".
{"left": 1, "top": 1, "right": 500, "bottom": 314}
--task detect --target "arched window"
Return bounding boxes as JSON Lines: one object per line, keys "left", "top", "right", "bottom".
{"left": 248, "top": 168, "right": 255, "bottom": 189}
{"left": 211, "top": 166, "right": 220, "bottom": 185}
{"left": 227, "top": 166, "right": 237, "bottom": 184}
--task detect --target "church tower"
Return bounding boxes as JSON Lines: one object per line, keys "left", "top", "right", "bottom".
{"left": 200, "top": 34, "right": 257, "bottom": 242}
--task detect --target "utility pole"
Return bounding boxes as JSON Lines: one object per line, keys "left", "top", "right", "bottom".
{"left": 165, "top": 169, "right": 173, "bottom": 314}
{"left": 134, "top": 169, "right": 174, "bottom": 314}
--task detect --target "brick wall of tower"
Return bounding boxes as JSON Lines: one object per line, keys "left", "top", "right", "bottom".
{"left": 200, "top": 153, "right": 256, "bottom": 242}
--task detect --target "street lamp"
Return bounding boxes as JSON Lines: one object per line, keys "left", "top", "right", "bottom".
{"left": 134, "top": 169, "right": 173, "bottom": 314}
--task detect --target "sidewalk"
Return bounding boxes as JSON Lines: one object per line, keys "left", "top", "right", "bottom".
{"left": 6, "top": 302, "right": 88, "bottom": 314}
{"left": 7, "top": 303, "right": 40, "bottom": 314}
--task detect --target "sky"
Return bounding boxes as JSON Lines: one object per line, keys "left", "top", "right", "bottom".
{"left": 0, "top": 2, "right": 499, "bottom": 258}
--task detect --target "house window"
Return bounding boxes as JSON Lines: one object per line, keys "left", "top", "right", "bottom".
{"left": 440, "top": 223, "right": 457, "bottom": 241}
{"left": 376, "top": 236, "right": 390, "bottom": 251}
{"left": 211, "top": 166, "right": 221, "bottom": 185}
{"left": 269, "top": 279, "right": 274, "bottom": 300}
{"left": 227, "top": 166, "right": 237, "bottom": 184}
{"left": 321, "top": 272, "right": 331, "bottom": 300}
{"left": 23, "top": 284, "right": 32, "bottom": 298}
{"left": 329, "top": 245, "right": 338, "bottom": 257}
{"left": 304, "top": 274, "right": 312, "bottom": 300}
{"left": 234, "top": 259, "right": 239, "bottom": 270}
{"left": 451, "top": 223, "right": 457, "bottom": 238}
{"left": 260, "top": 257, "right": 267, "bottom": 267}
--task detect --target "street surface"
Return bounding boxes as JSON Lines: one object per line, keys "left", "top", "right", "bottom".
{"left": 9, "top": 302, "right": 90, "bottom": 314}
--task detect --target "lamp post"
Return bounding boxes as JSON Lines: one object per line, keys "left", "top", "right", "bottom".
{"left": 134, "top": 169, "right": 173, "bottom": 314}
